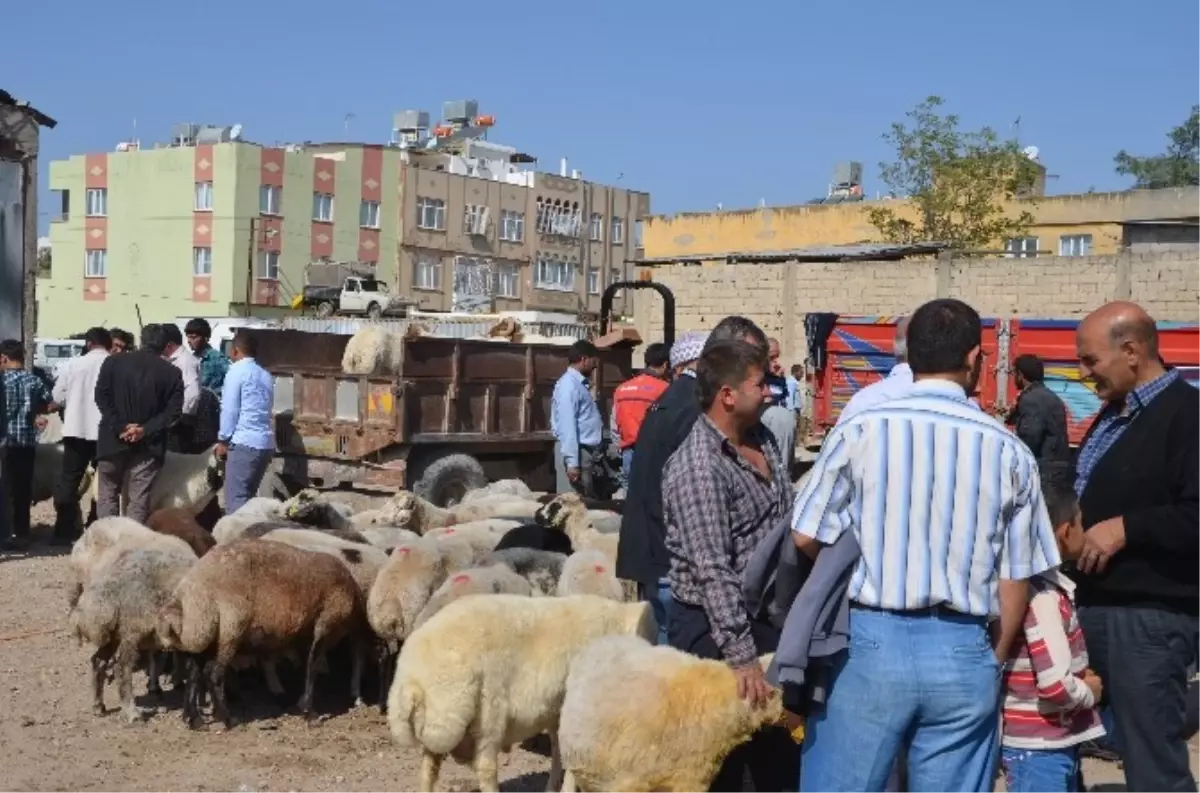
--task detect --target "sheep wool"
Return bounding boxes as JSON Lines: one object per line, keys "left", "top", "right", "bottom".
{"left": 69, "top": 517, "right": 196, "bottom": 607}
{"left": 387, "top": 594, "right": 657, "bottom": 793}
{"left": 482, "top": 547, "right": 566, "bottom": 596}
{"left": 211, "top": 497, "right": 285, "bottom": 544}
{"left": 146, "top": 507, "right": 217, "bottom": 557}
{"left": 410, "top": 564, "right": 533, "bottom": 630}
{"left": 556, "top": 550, "right": 623, "bottom": 601}
{"left": 460, "top": 478, "right": 534, "bottom": 503}
{"left": 260, "top": 527, "right": 389, "bottom": 597}
{"left": 86, "top": 448, "right": 224, "bottom": 515}
{"left": 341, "top": 326, "right": 403, "bottom": 375}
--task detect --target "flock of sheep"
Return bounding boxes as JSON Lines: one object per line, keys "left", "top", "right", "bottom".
{"left": 61, "top": 466, "right": 791, "bottom": 792}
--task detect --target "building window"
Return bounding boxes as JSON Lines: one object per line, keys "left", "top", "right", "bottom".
{"left": 85, "top": 188, "right": 107, "bottom": 217}
{"left": 463, "top": 204, "right": 490, "bottom": 235}
{"left": 536, "top": 197, "right": 582, "bottom": 237}
{"left": 312, "top": 193, "right": 334, "bottom": 222}
{"left": 587, "top": 267, "right": 600, "bottom": 295}
{"left": 259, "top": 185, "right": 282, "bottom": 215}
{"left": 1059, "top": 234, "right": 1093, "bottom": 257}
{"left": 634, "top": 219, "right": 644, "bottom": 248}
{"left": 610, "top": 266, "right": 622, "bottom": 287}
{"left": 414, "top": 254, "right": 442, "bottom": 291}
{"left": 194, "top": 182, "right": 213, "bottom": 211}
{"left": 535, "top": 254, "right": 575, "bottom": 292}
{"left": 500, "top": 210, "right": 525, "bottom": 242}
{"left": 610, "top": 217, "right": 625, "bottom": 244}
{"left": 417, "top": 197, "right": 445, "bottom": 231}
{"left": 85, "top": 249, "right": 107, "bottom": 278}
{"left": 257, "top": 250, "right": 280, "bottom": 280}
{"left": 360, "top": 200, "right": 380, "bottom": 229}
{"left": 193, "top": 247, "right": 213, "bottom": 276}
{"left": 589, "top": 213, "right": 603, "bottom": 242}
{"left": 495, "top": 262, "right": 520, "bottom": 298}
{"left": 1005, "top": 236, "right": 1039, "bottom": 258}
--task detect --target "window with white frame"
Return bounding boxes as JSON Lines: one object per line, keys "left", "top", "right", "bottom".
{"left": 500, "top": 210, "right": 524, "bottom": 242}
{"left": 610, "top": 216, "right": 625, "bottom": 244}
{"left": 417, "top": 197, "right": 445, "bottom": 230}
{"left": 414, "top": 254, "right": 442, "bottom": 290}
{"left": 463, "top": 204, "right": 490, "bottom": 235}
{"left": 194, "top": 182, "right": 213, "bottom": 211}
{"left": 360, "top": 200, "right": 380, "bottom": 228}
{"left": 535, "top": 254, "right": 575, "bottom": 292}
{"left": 193, "top": 246, "right": 213, "bottom": 276}
{"left": 1058, "top": 234, "right": 1093, "bottom": 257}
{"left": 85, "top": 188, "right": 107, "bottom": 217}
{"left": 589, "top": 213, "right": 603, "bottom": 241}
{"left": 495, "top": 262, "right": 520, "bottom": 298}
{"left": 312, "top": 193, "right": 334, "bottom": 222}
{"left": 587, "top": 266, "right": 600, "bottom": 295}
{"left": 1005, "top": 236, "right": 1039, "bottom": 258}
{"left": 259, "top": 185, "right": 282, "bottom": 215}
{"left": 535, "top": 197, "right": 582, "bottom": 237}
{"left": 85, "top": 249, "right": 107, "bottom": 278}
{"left": 257, "top": 250, "right": 280, "bottom": 280}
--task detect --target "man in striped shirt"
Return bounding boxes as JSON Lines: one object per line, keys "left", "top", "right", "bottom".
{"left": 792, "top": 298, "right": 1061, "bottom": 792}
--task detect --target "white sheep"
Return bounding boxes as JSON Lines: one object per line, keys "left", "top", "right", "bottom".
{"left": 557, "top": 636, "right": 788, "bottom": 792}
{"left": 356, "top": 526, "right": 422, "bottom": 551}
{"left": 410, "top": 564, "right": 534, "bottom": 630}
{"left": 260, "top": 527, "right": 389, "bottom": 597}
{"left": 211, "top": 497, "right": 284, "bottom": 544}
{"left": 423, "top": 519, "right": 520, "bottom": 562}
{"left": 387, "top": 594, "right": 657, "bottom": 793}
{"left": 87, "top": 448, "right": 225, "bottom": 516}
{"left": 69, "top": 517, "right": 196, "bottom": 607}
{"left": 280, "top": 488, "right": 355, "bottom": 531}
{"left": 482, "top": 547, "right": 566, "bottom": 596}
{"left": 556, "top": 550, "right": 623, "bottom": 601}
{"left": 539, "top": 494, "right": 621, "bottom": 572}
{"left": 376, "top": 490, "right": 540, "bottom": 533}
{"left": 461, "top": 478, "right": 535, "bottom": 503}
{"left": 341, "top": 326, "right": 403, "bottom": 375}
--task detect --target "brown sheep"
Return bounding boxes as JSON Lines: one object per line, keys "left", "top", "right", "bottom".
{"left": 146, "top": 507, "right": 216, "bottom": 557}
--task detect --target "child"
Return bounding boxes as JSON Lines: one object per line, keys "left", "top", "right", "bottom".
{"left": 1000, "top": 483, "right": 1105, "bottom": 791}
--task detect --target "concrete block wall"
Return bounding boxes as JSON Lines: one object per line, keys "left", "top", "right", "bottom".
{"left": 633, "top": 250, "right": 1198, "bottom": 367}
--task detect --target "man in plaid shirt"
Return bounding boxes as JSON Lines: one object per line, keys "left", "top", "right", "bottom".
{"left": 1, "top": 340, "right": 57, "bottom": 550}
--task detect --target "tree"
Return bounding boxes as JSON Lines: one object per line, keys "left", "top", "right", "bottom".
{"left": 36, "top": 247, "right": 51, "bottom": 277}
{"left": 867, "top": 96, "right": 1039, "bottom": 250}
{"left": 1113, "top": 106, "right": 1199, "bottom": 189}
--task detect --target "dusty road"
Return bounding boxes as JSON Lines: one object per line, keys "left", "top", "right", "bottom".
{"left": 0, "top": 503, "right": 1189, "bottom": 791}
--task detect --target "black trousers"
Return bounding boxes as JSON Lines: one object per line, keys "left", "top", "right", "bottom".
{"left": 1080, "top": 604, "right": 1199, "bottom": 792}
{"left": 667, "top": 598, "right": 800, "bottom": 793}
{"left": 53, "top": 437, "right": 96, "bottom": 540}
{"left": 1, "top": 446, "right": 37, "bottom": 541}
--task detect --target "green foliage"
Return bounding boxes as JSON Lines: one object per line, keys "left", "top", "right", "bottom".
{"left": 36, "top": 247, "right": 51, "bottom": 277}
{"left": 867, "top": 96, "right": 1039, "bottom": 250}
{"left": 1113, "top": 106, "right": 1199, "bottom": 189}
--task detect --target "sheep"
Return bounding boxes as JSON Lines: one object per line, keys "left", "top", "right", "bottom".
{"left": 387, "top": 594, "right": 658, "bottom": 793}
{"left": 481, "top": 548, "right": 566, "bottom": 596}
{"left": 410, "top": 564, "right": 533, "bottom": 630}
{"left": 260, "top": 527, "right": 389, "bottom": 597}
{"left": 69, "top": 517, "right": 197, "bottom": 607}
{"left": 494, "top": 523, "right": 574, "bottom": 556}
{"left": 280, "top": 488, "right": 355, "bottom": 531}
{"left": 356, "top": 526, "right": 422, "bottom": 551}
{"left": 341, "top": 326, "right": 403, "bottom": 375}
{"left": 211, "top": 498, "right": 285, "bottom": 544}
{"left": 557, "top": 636, "right": 788, "bottom": 792}
{"left": 69, "top": 547, "right": 196, "bottom": 723}
{"left": 146, "top": 508, "right": 216, "bottom": 557}
{"left": 556, "top": 550, "right": 623, "bottom": 601}
{"left": 88, "top": 447, "right": 225, "bottom": 516}
{"left": 32, "top": 442, "right": 94, "bottom": 504}
{"left": 537, "top": 494, "right": 621, "bottom": 573}
{"left": 585, "top": 510, "right": 621, "bottom": 535}
{"left": 461, "top": 478, "right": 535, "bottom": 503}
{"left": 423, "top": 520, "right": 517, "bottom": 562}
{"left": 376, "top": 490, "right": 540, "bottom": 533}
{"left": 156, "top": 539, "right": 367, "bottom": 728}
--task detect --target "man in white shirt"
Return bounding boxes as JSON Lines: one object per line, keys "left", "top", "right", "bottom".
{"left": 50, "top": 327, "right": 111, "bottom": 544}
{"left": 163, "top": 324, "right": 202, "bottom": 453}
{"left": 837, "top": 318, "right": 912, "bottom": 426}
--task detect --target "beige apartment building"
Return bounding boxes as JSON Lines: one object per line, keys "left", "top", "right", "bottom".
{"left": 41, "top": 101, "right": 649, "bottom": 337}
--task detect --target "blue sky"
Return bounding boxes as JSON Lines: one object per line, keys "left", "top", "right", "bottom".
{"left": 6, "top": 0, "right": 1198, "bottom": 230}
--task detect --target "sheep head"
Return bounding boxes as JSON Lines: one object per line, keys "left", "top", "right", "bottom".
{"left": 535, "top": 492, "right": 586, "bottom": 529}
{"left": 376, "top": 491, "right": 423, "bottom": 530}
{"left": 282, "top": 488, "right": 322, "bottom": 523}
{"left": 203, "top": 446, "right": 227, "bottom": 492}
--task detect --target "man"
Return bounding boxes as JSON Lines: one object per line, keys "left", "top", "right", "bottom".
{"left": 109, "top": 328, "right": 134, "bottom": 354}
{"left": 611, "top": 341, "right": 670, "bottom": 481}
{"left": 837, "top": 317, "right": 912, "bottom": 424}
{"left": 93, "top": 324, "right": 184, "bottom": 524}
{"left": 792, "top": 298, "right": 1060, "bottom": 792}
{"left": 185, "top": 318, "right": 230, "bottom": 394}
{"left": 551, "top": 340, "right": 603, "bottom": 496}
{"left": 1071, "top": 301, "right": 1198, "bottom": 792}
{"left": 216, "top": 332, "right": 275, "bottom": 514}
{"left": 0, "top": 340, "right": 57, "bottom": 550}
{"left": 1007, "top": 354, "right": 1071, "bottom": 486}
{"left": 163, "top": 324, "right": 201, "bottom": 454}
{"left": 662, "top": 339, "right": 797, "bottom": 791}
{"left": 761, "top": 337, "right": 797, "bottom": 473}
{"left": 50, "top": 326, "right": 111, "bottom": 545}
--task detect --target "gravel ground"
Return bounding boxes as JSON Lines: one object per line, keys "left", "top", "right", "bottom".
{"left": 1, "top": 501, "right": 1191, "bottom": 792}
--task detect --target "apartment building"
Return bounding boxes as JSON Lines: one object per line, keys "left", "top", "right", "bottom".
{"left": 41, "top": 102, "right": 649, "bottom": 337}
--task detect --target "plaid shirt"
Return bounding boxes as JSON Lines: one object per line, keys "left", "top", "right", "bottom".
{"left": 1075, "top": 369, "right": 1179, "bottom": 496}
{"left": 1, "top": 369, "right": 53, "bottom": 447}
{"left": 196, "top": 345, "right": 230, "bottom": 394}
{"left": 663, "top": 414, "right": 792, "bottom": 666}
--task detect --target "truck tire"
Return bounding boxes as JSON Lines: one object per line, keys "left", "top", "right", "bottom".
{"left": 367, "top": 302, "right": 382, "bottom": 320}
{"left": 411, "top": 453, "right": 487, "bottom": 507}
{"left": 315, "top": 300, "right": 335, "bottom": 318}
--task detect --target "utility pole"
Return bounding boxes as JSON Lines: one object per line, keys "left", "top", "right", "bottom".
{"left": 245, "top": 217, "right": 257, "bottom": 318}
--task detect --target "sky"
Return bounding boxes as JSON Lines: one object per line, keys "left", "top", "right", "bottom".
{"left": 6, "top": 0, "right": 1198, "bottom": 232}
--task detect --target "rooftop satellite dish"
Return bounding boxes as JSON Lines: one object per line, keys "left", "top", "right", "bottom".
{"left": 1023, "top": 145, "right": 1040, "bottom": 161}
{"left": 230, "top": 124, "right": 243, "bottom": 141}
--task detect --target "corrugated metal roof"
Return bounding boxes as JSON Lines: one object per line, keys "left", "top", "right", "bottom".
{"left": 630, "top": 241, "right": 948, "bottom": 266}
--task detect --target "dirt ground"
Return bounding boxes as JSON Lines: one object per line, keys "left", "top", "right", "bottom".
{"left": 0, "top": 501, "right": 1192, "bottom": 792}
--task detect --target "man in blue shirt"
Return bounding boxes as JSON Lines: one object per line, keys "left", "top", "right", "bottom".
{"left": 215, "top": 333, "right": 274, "bottom": 514}
{"left": 551, "top": 340, "right": 603, "bottom": 496}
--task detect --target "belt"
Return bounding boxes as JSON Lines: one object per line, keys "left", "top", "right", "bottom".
{"left": 850, "top": 602, "right": 985, "bottom": 621}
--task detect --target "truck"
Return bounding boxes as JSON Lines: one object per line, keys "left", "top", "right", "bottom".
{"left": 293, "top": 262, "right": 413, "bottom": 319}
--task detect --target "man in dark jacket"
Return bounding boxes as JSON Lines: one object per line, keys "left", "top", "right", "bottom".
{"left": 1007, "top": 354, "right": 1072, "bottom": 486}
{"left": 93, "top": 323, "right": 184, "bottom": 524}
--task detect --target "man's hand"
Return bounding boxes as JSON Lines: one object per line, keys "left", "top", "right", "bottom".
{"left": 34, "top": 416, "right": 48, "bottom": 431}
{"left": 566, "top": 467, "right": 581, "bottom": 484}
{"left": 733, "top": 662, "right": 772, "bottom": 707}
{"left": 120, "top": 424, "right": 144, "bottom": 443}
{"left": 1079, "top": 517, "right": 1126, "bottom": 574}
{"left": 214, "top": 442, "right": 229, "bottom": 460}
{"left": 1083, "top": 669, "right": 1103, "bottom": 702}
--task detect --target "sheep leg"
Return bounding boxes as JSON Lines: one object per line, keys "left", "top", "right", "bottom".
{"left": 418, "top": 751, "right": 443, "bottom": 793}
{"left": 205, "top": 656, "right": 234, "bottom": 729}
{"left": 473, "top": 744, "right": 501, "bottom": 793}
{"left": 546, "top": 732, "right": 565, "bottom": 793}
{"left": 348, "top": 637, "right": 367, "bottom": 709}
{"left": 181, "top": 654, "right": 207, "bottom": 729}
{"left": 90, "top": 644, "right": 115, "bottom": 716}
{"left": 145, "top": 651, "right": 162, "bottom": 701}
{"left": 263, "top": 659, "right": 286, "bottom": 697}
{"left": 560, "top": 770, "right": 578, "bottom": 793}
{"left": 116, "top": 642, "right": 147, "bottom": 724}
{"left": 170, "top": 651, "right": 184, "bottom": 691}
{"left": 296, "top": 636, "right": 324, "bottom": 719}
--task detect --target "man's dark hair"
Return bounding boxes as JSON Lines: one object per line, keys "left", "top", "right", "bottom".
{"left": 906, "top": 299, "right": 982, "bottom": 375}
{"left": 696, "top": 340, "right": 769, "bottom": 410}
{"left": 1014, "top": 354, "right": 1044, "bottom": 384}
{"left": 84, "top": 327, "right": 113, "bottom": 350}
{"left": 110, "top": 328, "right": 135, "bottom": 348}
{"left": 0, "top": 339, "right": 25, "bottom": 363}
{"left": 567, "top": 340, "right": 600, "bottom": 364}
{"left": 163, "top": 323, "right": 184, "bottom": 347}
{"left": 232, "top": 331, "right": 258, "bottom": 358}
{"left": 1042, "top": 481, "right": 1079, "bottom": 528}
{"left": 644, "top": 342, "right": 670, "bottom": 369}
{"left": 140, "top": 324, "right": 169, "bottom": 355}
{"left": 707, "top": 315, "right": 769, "bottom": 353}
{"left": 185, "top": 318, "right": 212, "bottom": 339}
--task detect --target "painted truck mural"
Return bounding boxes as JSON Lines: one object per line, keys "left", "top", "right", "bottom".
{"left": 807, "top": 314, "right": 1199, "bottom": 446}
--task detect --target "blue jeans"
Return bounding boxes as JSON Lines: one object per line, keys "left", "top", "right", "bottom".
{"left": 1001, "top": 746, "right": 1079, "bottom": 792}
{"left": 224, "top": 444, "right": 273, "bottom": 514}
{"left": 801, "top": 607, "right": 1001, "bottom": 792}
{"left": 621, "top": 448, "right": 633, "bottom": 485}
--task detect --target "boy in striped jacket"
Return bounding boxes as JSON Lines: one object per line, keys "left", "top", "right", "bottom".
{"left": 1000, "top": 483, "right": 1106, "bottom": 791}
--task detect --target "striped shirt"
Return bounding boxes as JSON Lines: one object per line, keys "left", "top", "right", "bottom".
{"left": 793, "top": 379, "right": 1061, "bottom": 617}
{"left": 1002, "top": 570, "right": 1105, "bottom": 749}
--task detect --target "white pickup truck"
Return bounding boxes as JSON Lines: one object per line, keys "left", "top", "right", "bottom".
{"left": 298, "top": 276, "right": 412, "bottom": 319}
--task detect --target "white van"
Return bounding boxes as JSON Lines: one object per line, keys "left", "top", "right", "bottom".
{"left": 34, "top": 338, "right": 85, "bottom": 378}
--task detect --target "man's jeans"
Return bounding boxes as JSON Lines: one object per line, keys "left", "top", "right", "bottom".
{"left": 1001, "top": 746, "right": 1080, "bottom": 792}
{"left": 1079, "top": 604, "right": 1198, "bottom": 792}
{"left": 54, "top": 437, "right": 96, "bottom": 541}
{"left": 639, "top": 578, "right": 671, "bottom": 646}
{"left": 553, "top": 442, "right": 596, "bottom": 497}
{"left": 96, "top": 450, "right": 163, "bottom": 525}
{"left": 0, "top": 445, "right": 36, "bottom": 542}
{"left": 224, "top": 444, "right": 273, "bottom": 515}
{"left": 801, "top": 607, "right": 1001, "bottom": 792}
